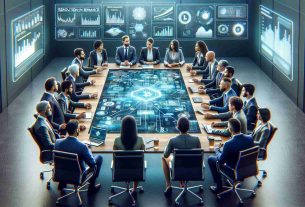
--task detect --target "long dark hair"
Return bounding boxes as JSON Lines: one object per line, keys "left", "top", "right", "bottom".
{"left": 196, "top": 40, "right": 208, "bottom": 56}
{"left": 120, "top": 115, "right": 138, "bottom": 150}
{"left": 169, "top": 39, "right": 179, "bottom": 52}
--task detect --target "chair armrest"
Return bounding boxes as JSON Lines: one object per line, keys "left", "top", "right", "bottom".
{"left": 144, "top": 160, "right": 147, "bottom": 169}
{"left": 111, "top": 160, "right": 113, "bottom": 169}
{"left": 169, "top": 161, "right": 172, "bottom": 169}
{"left": 202, "top": 162, "right": 206, "bottom": 169}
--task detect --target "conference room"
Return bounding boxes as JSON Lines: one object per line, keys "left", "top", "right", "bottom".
{"left": 0, "top": 0, "right": 304, "bottom": 206}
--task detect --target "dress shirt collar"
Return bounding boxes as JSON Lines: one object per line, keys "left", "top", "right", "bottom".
{"left": 245, "top": 96, "right": 254, "bottom": 105}
{"left": 76, "top": 57, "right": 83, "bottom": 66}
{"left": 69, "top": 74, "right": 75, "bottom": 82}
{"left": 45, "top": 91, "right": 55, "bottom": 99}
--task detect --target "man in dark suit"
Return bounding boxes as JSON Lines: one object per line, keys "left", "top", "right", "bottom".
{"left": 139, "top": 37, "right": 161, "bottom": 65}
{"left": 201, "top": 77, "right": 237, "bottom": 113}
{"left": 40, "top": 77, "right": 66, "bottom": 133}
{"left": 89, "top": 40, "right": 108, "bottom": 69}
{"left": 162, "top": 117, "right": 201, "bottom": 196}
{"left": 66, "top": 64, "right": 98, "bottom": 102}
{"left": 55, "top": 120, "right": 103, "bottom": 193}
{"left": 191, "top": 51, "right": 217, "bottom": 79}
{"left": 241, "top": 84, "right": 258, "bottom": 132}
{"left": 115, "top": 35, "right": 137, "bottom": 66}
{"left": 222, "top": 66, "right": 242, "bottom": 96}
{"left": 252, "top": 108, "right": 271, "bottom": 152}
{"left": 208, "top": 118, "right": 254, "bottom": 193}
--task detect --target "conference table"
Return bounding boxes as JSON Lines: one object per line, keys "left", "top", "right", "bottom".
{"left": 75, "top": 63, "right": 228, "bottom": 153}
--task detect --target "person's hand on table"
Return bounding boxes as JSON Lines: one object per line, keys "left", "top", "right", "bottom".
{"left": 76, "top": 112, "right": 86, "bottom": 119}
{"left": 96, "top": 68, "right": 102, "bottom": 73}
{"left": 204, "top": 113, "right": 213, "bottom": 119}
{"left": 186, "top": 64, "right": 192, "bottom": 71}
{"left": 79, "top": 125, "right": 86, "bottom": 131}
{"left": 60, "top": 123, "right": 66, "bottom": 130}
{"left": 198, "top": 89, "right": 206, "bottom": 94}
{"left": 90, "top": 79, "right": 96, "bottom": 85}
{"left": 102, "top": 63, "right": 108, "bottom": 67}
{"left": 190, "top": 70, "right": 197, "bottom": 76}
{"left": 167, "top": 64, "right": 172, "bottom": 68}
{"left": 201, "top": 103, "right": 210, "bottom": 110}
{"left": 211, "top": 122, "right": 216, "bottom": 127}
{"left": 85, "top": 103, "right": 92, "bottom": 109}
{"left": 90, "top": 92, "right": 98, "bottom": 99}
{"left": 192, "top": 78, "right": 200, "bottom": 83}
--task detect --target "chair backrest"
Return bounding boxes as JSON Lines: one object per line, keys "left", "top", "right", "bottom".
{"left": 259, "top": 122, "right": 278, "bottom": 160}
{"left": 87, "top": 57, "right": 91, "bottom": 67}
{"left": 235, "top": 146, "right": 259, "bottom": 181}
{"left": 53, "top": 150, "right": 82, "bottom": 185}
{"left": 172, "top": 149, "right": 204, "bottom": 181}
{"left": 61, "top": 67, "right": 68, "bottom": 81}
{"left": 112, "top": 150, "right": 145, "bottom": 182}
{"left": 141, "top": 46, "right": 159, "bottom": 50}
{"left": 235, "top": 78, "right": 243, "bottom": 96}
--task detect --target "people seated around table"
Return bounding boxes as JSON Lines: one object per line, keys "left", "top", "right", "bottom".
{"left": 40, "top": 77, "right": 66, "bottom": 133}
{"left": 186, "top": 40, "right": 209, "bottom": 71}
{"left": 55, "top": 119, "right": 103, "bottom": 194}
{"left": 241, "top": 84, "right": 258, "bottom": 132}
{"left": 164, "top": 39, "right": 185, "bottom": 67}
{"left": 113, "top": 115, "right": 145, "bottom": 195}
{"left": 208, "top": 118, "right": 254, "bottom": 194}
{"left": 252, "top": 108, "right": 271, "bottom": 150}
{"left": 115, "top": 35, "right": 137, "bottom": 66}
{"left": 190, "top": 51, "right": 217, "bottom": 79}
{"left": 201, "top": 77, "right": 237, "bottom": 113}
{"left": 162, "top": 117, "right": 201, "bottom": 196}
{"left": 206, "top": 97, "right": 247, "bottom": 137}
{"left": 66, "top": 64, "right": 98, "bottom": 102}
{"left": 198, "top": 60, "right": 229, "bottom": 98}
{"left": 33, "top": 101, "right": 60, "bottom": 151}
{"left": 89, "top": 40, "right": 108, "bottom": 69}
{"left": 139, "top": 37, "right": 161, "bottom": 65}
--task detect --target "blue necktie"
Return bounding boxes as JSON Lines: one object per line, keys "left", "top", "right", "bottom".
{"left": 223, "top": 93, "right": 227, "bottom": 105}
{"left": 124, "top": 47, "right": 128, "bottom": 60}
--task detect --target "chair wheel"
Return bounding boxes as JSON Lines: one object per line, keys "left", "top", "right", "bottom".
{"left": 55, "top": 201, "right": 61, "bottom": 206}
{"left": 199, "top": 186, "right": 204, "bottom": 192}
{"left": 139, "top": 187, "right": 144, "bottom": 193}
{"left": 175, "top": 202, "right": 180, "bottom": 206}
{"left": 40, "top": 172, "right": 44, "bottom": 179}
{"left": 110, "top": 187, "right": 115, "bottom": 193}
{"left": 46, "top": 182, "right": 51, "bottom": 190}
{"left": 263, "top": 171, "right": 267, "bottom": 177}
{"left": 217, "top": 195, "right": 221, "bottom": 199}
{"left": 251, "top": 192, "right": 256, "bottom": 198}
{"left": 257, "top": 180, "right": 262, "bottom": 186}
{"left": 199, "top": 200, "right": 204, "bottom": 206}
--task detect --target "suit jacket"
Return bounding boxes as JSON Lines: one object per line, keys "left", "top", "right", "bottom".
{"left": 115, "top": 45, "right": 137, "bottom": 65}
{"left": 252, "top": 122, "right": 271, "bottom": 149}
{"left": 164, "top": 49, "right": 185, "bottom": 65}
{"left": 209, "top": 88, "right": 237, "bottom": 113}
{"left": 205, "top": 72, "right": 223, "bottom": 90}
{"left": 139, "top": 47, "right": 161, "bottom": 65}
{"left": 231, "top": 77, "right": 241, "bottom": 96}
{"left": 243, "top": 97, "right": 258, "bottom": 131}
{"left": 55, "top": 136, "right": 96, "bottom": 171}
{"left": 57, "top": 93, "right": 85, "bottom": 122}
{"left": 192, "top": 52, "right": 207, "bottom": 70}
{"left": 216, "top": 133, "right": 254, "bottom": 168}
{"left": 41, "top": 92, "right": 65, "bottom": 130}
{"left": 198, "top": 60, "right": 218, "bottom": 79}
{"left": 33, "top": 115, "right": 59, "bottom": 151}
{"left": 88, "top": 49, "right": 108, "bottom": 67}
{"left": 164, "top": 134, "right": 201, "bottom": 158}
{"left": 72, "top": 58, "right": 96, "bottom": 82}
{"left": 65, "top": 75, "right": 90, "bottom": 102}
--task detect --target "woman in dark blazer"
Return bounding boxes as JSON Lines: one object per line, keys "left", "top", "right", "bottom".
{"left": 139, "top": 37, "right": 161, "bottom": 65}
{"left": 89, "top": 40, "right": 108, "bottom": 69}
{"left": 186, "top": 40, "right": 209, "bottom": 71}
{"left": 113, "top": 115, "right": 145, "bottom": 194}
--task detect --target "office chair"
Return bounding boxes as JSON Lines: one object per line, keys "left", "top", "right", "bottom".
{"left": 53, "top": 150, "right": 96, "bottom": 207}
{"left": 235, "top": 78, "right": 243, "bottom": 96}
{"left": 217, "top": 146, "right": 259, "bottom": 204}
{"left": 61, "top": 67, "right": 68, "bottom": 81}
{"left": 109, "top": 150, "right": 146, "bottom": 207}
{"left": 28, "top": 126, "right": 53, "bottom": 190}
{"left": 256, "top": 122, "right": 278, "bottom": 186}
{"left": 169, "top": 149, "right": 205, "bottom": 206}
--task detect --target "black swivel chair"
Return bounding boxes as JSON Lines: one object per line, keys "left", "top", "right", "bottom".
{"left": 235, "top": 79, "right": 243, "bottom": 96}
{"left": 28, "top": 125, "right": 53, "bottom": 190}
{"left": 217, "top": 146, "right": 259, "bottom": 204}
{"left": 61, "top": 67, "right": 68, "bottom": 81}
{"left": 169, "top": 149, "right": 205, "bottom": 206}
{"left": 256, "top": 122, "right": 278, "bottom": 186}
{"left": 109, "top": 150, "right": 146, "bottom": 207}
{"left": 52, "top": 150, "right": 96, "bottom": 207}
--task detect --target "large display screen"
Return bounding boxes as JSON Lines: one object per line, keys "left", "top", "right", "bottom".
{"left": 12, "top": 6, "right": 44, "bottom": 82}
{"left": 260, "top": 6, "right": 293, "bottom": 81}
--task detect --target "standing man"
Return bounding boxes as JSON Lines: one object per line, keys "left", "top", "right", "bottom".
{"left": 115, "top": 35, "right": 137, "bottom": 66}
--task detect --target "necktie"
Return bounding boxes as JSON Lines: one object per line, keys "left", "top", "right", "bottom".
{"left": 124, "top": 47, "right": 128, "bottom": 60}
{"left": 223, "top": 93, "right": 227, "bottom": 105}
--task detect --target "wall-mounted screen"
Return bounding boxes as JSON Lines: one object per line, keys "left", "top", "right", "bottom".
{"left": 217, "top": 5, "right": 247, "bottom": 19}
{"left": 55, "top": 4, "right": 102, "bottom": 40}
{"left": 12, "top": 6, "right": 44, "bottom": 82}
{"left": 260, "top": 6, "right": 293, "bottom": 81}
{"left": 216, "top": 21, "right": 248, "bottom": 39}
{"left": 103, "top": 5, "right": 127, "bottom": 39}
{"left": 127, "top": 5, "right": 151, "bottom": 39}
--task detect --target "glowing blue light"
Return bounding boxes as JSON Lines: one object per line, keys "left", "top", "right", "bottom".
{"left": 130, "top": 88, "right": 162, "bottom": 102}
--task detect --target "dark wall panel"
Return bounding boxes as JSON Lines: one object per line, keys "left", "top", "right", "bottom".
{"left": 300, "top": 0, "right": 305, "bottom": 110}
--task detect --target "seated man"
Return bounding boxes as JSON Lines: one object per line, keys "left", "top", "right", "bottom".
{"left": 223, "top": 66, "right": 241, "bottom": 96}
{"left": 241, "top": 84, "right": 258, "bottom": 132}
{"left": 115, "top": 35, "right": 137, "bottom": 66}
{"left": 208, "top": 118, "right": 254, "bottom": 193}
{"left": 139, "top": 37, "right": 161, "bottom": 65}
{"left": 66, "top": 64, "right": 98, "bottom": 102}
{"left": 55, "top": 120, "right": 103, "bottom": 193}
{"left": 201, "top": 77, "right": 237, "bottom": 113}
{"left": 207, "top": 97, "right": 247, "bottom": 137}
{"left": 191, "top": 51, "right": 218, "bottom": 82}
{"left": 162, "top": 117, "right": 201, "bottom": 196}
{"left": 252, "top": 108, "right": 271, "bottom": 150}
{"left": 33, "top": 101, "right": 60, "bottom": 151}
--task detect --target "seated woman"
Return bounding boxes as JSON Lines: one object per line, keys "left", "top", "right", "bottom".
{"left": 252, "top": 108, "right": 271, "bottom": 152}
{"left": 186, "top": 40, "right": 209, "bottom": 71}
{"left": 139, "top": 37, "right": 161, "bottom": 65}
{"left": 89, "top": 40, "right": 108, "bottom": 69}
{"left": 113, "top": 115, "right": 145, "bottom": 195}
{"left": 164, "top": 39, "right": 185, "bottom": 68}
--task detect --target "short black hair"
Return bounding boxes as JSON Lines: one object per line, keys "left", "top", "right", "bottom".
{"left": 219, "top": 60, "right": 229, "bottom": 68}
{"left": 226, "top": 66, "right": 235, "bottom": 76}
{"left": 61, "top": 80, "right": 72, "bottom": 92}
{"left": 258, "top": 108, "right": 271, "bottom": 122}
{"left": 122, "top": 35, "right": 129, "bottom": 41}
{"left": 74, "top": 48, "right": 84, "bottom": 57}
{"left": 242, "top": 84, "right": 255, "bottom": 96}
{"left": 228, "top": 118, "right": 241, "bottom": 134}
{"left": 45, "top": 77, "right": 56, "bottom": 91}
{"left": 93, "top": 40, "right": 103, "bottom": 50}
{"left": 229, "top": 96, "right": 243, "bottom": 111}
{"left": 66, "top": 119, "right": 79, "bottom": 135}
{"left": 147, "top": 37, "right": 154, "bottom": 44}
{"left": 177, "top": 117, "right": 189, "bottom": 133}
{"left": 169, "top": 39, "right": 179, "bottom": 52}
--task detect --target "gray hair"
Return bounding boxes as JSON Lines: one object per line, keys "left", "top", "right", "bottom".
{"left": 36, "top": 101, "right": 49, "bottom": 114}
{"left": 68, "top": 64, "right": 79, "bottom": 75}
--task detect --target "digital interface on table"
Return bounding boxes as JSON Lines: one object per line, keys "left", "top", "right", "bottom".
{"left": 12, "top": 6, "right": 44, "bottom": 82}
{"left": 90, "top": 69, "right": 201, "bottom": 134}
{"left": 260, "top": 6, "right": 293, "bottom": 81}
